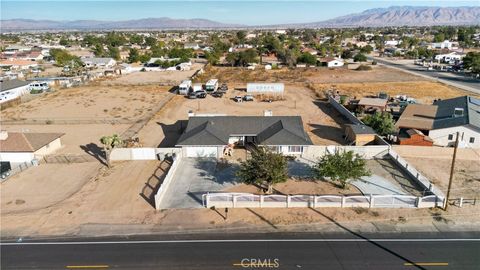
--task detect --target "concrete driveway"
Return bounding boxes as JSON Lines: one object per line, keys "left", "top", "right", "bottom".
{"left": 159, "top": 158, "right": 240, "bottom": 209}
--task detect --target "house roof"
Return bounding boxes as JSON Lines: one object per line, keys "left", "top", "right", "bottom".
{"left": 345, "top": 124, "right": 376, "bottom": 135}
{"left": 81, "top": 57, "right": 115, "bottom": 65}
{"left": 176, "top": 116, "right": 313, "bottom": 146}
{"left": 0, "top": 132, "right": 64, "bottom": 152}
{"left": 396, "top": 96, "right": 480, "bottom": 131}
{"left": 0, "top": 59, "right": 38, "bottom": 66}
{"left": 0, "top": 79, "right": 30, "bottom": 92}
{"left": 358, "top": 97, "right": 387, "bottom": 107}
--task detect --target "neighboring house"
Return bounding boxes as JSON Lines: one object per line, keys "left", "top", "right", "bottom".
{"left": 176, "top": 115, "right": 313, "bottom": 158}
{"left": 184, "top": 43, "right": 200, "bottom": 50}
{"left": 431, "top": 40, "right": 458, "bottom": 50}
{"left": 384, "top": 40, "right": 400, "bottom": 47}
{"left": 0, "top": 59, "right": 38, "bottom": 70}
{"left": 0, "top": 79, "right": 30, "bottom": 103}
{"left": 0, "top": 131, "right": 64, "bottom": 163}
{"left": 358, "top": 97, "right": 387, "bottom": 112}
{"left": 301, "top": 47, "right": 318, "bottom": 55}
{"left": 81, "top": 57, "right": 116, "bottom": 68}
{"left": 395, "top": 96, "right": 480, "bottom": 148}
{"left": 319, "top": 57, "right": 344, "bottom": 68}
{"left": 344, "top": 124, "right": 376, "bottom": 146}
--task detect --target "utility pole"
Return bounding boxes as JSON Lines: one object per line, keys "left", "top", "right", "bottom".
{"left": 445, "top": 132, "right": 459, "bottom": 211}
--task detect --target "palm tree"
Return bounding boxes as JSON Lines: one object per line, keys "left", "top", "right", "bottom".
{"left": 100, "top": 134, "right": 123, "bottom": 167}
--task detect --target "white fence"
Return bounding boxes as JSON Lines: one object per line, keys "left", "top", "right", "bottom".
{"left": 154, "top": 153, "right": 183, "bottom": 210}
{"left": 110, "top": 147, "right": 181, "bottom": 161}
{"left": 203, "top": 193, "right": 442, "bottom": 209}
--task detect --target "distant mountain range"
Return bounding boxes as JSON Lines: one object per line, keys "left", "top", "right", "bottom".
{"left": 0, "top": 18, "right": 244, "bottom": 31}
{"left": 299, "top": 6, "right": 480, "bottom": 27}
{"left": 2, "top": 6, "right": 479, "bottom": 31}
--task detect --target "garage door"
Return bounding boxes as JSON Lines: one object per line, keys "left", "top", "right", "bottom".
{"left": 186, "top": 147, "right": 217, "bottom": 157}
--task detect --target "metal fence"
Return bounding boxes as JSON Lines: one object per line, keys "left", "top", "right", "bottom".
{"left": 202, "top": 193, "right": 443, "bottom": 209}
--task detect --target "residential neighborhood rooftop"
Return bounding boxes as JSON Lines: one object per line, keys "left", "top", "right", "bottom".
{"left": 176, "top": 116, "right": 314, "bottom": 146}
{"left": 0, "top": 132, "right": 64, "bottom": 152}
{"left": 396, "top": 96, "right": 480, "bottom": 131}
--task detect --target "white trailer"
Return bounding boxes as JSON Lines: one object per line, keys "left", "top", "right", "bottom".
{"left": 193, "top": 83, "right": 203, "bottom": 92}
{"left": 178, "top": 80, "right": 192, "bottom": 95}
{"left": 205, "top": 79, "right": 219, "bottom": 92}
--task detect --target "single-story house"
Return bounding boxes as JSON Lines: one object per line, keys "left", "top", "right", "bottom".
{"left": 319, "top": 57, "right": 344, "bottom": 68}
{"left": 176, "top": 116, "right": 313, "bottom": 158}
{"left": 358, "top": 97, "right": 388, "bottom": 112}
{"left": 0, "top": 79, "right": 31, "bottom": 103}
{"left": 0, "top": 131, "right": 64, "bottom": 163}
{"left": 344, "top": 124, "right": 376, "bottom": 146}
{"left": 0, "top": 59, "right": 38, "bottom": 70}
{"left": 395, "top": 96, "right": 480, "bottom": 148}
{"left": 398, "top": 129, "right": 433, "bottom": 146}
{"left": 81, "top": 57, "right": 116, "bottom": 68}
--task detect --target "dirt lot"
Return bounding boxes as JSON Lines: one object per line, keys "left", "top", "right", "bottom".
{"left": 404, "top": 157, "right": 480, "bottom": 199}
{"left": 195, "top": 65, "right": 425, "bottom": 84}
{"left": 106, "top": 63, "right": 204, "bottom": 86}
{"left": 309, "top": 81, "right": 477, "bottom": 104}
{"left": 1, "top": 84, "right": 171, "bottom": 121}
{"left": 137, "top": 85, "right": 349, "bottom": 147}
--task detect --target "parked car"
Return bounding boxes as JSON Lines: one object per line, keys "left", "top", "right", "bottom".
{"left": 219, "top": 83, "right": 228, "bottom": 92}
{"left": 211, "top": 91, "right": 223, "bottom": 98}
{"left": 233, "top": 96, "right": 243, "bottom": 102}
{"left": 189, "top": 90, "right": 207, "bottom": 99}
{"left": 243, "top": 95, "right": 254, "bottom": 101}
{"left": 0, "top": 161, "right": 11, "bottom": 180}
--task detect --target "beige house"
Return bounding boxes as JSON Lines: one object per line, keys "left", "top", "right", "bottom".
{"left": 0, "top": 131, "right": 64, "bottom": 163}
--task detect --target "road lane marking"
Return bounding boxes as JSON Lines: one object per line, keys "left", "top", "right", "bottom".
{"left": 404, "top": 262, "right": 449, "bottom": 266}
{"left": 66, "top": 266, "right": 109, "bottom": 269}
{"left": 2, "top": 238, "right": 480, "bottom": 246}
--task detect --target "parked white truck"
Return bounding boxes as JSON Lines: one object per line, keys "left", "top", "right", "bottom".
{"left": 178, "top": 80, "right": 192, "bottom": 95}
{"left": 205, "top": 79, "right": 218, "bottom": 93}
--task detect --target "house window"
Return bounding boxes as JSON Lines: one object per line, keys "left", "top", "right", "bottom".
{"left": 288, "top": 146, "right": 302, "bottom": 153}
{"left": 470, "top": 137, "right": 475, "bottom": 144}
{"left": 267, "top": 146, "right": 280, "bottom": 153}
{"left": 448, "top": 134, "right": 453, "bottom": 140}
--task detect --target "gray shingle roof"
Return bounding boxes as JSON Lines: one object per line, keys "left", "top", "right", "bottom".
{"left": 432, "top": 96, "right": 480, "bottom": 130}
{"left": 396, "top": 96, "right": 480, "bottom": 131}
{"left": 0, "top": 79, "right": 30, "bottom": 92}
{"left": 345, "top": 124, "right": 376, "bottom": 135}
{"left": 176, "top": 116, "right": 313, "bottom": 146}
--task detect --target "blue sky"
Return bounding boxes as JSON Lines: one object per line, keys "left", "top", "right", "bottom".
{"left": 2, "top": 1, "right": 478, "bottom": 25}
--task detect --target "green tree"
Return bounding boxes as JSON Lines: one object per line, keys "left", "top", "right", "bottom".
{"left": 100, "top": 134, "right": 123, "bottom": 168}
{"left": 59, "top": 38, "right": 69, "bottom": 46}
{"left": 360, "top": 45, "right": 373, "bottom": 54}
{"left": 353, "top": 53, "right": 367, "bottom": 62}
{"left": 127, "top": 48, "right": 140, "bottom": 63}
{"left": 129, "top": 34, "right": 144, "bottom": 45}
{"left": 49, "top": 48, "right": 82, "bottom": 67}
{"left": 108, "top": 46, "right": 120, "bottom": 60}
{"left": 236, "top": 31, "right": 247, "bottom": 44}
{"left": 433, "top": 32, "right": 445, "bottom": 42}
{"left": 463, "top": 52, "right": 480, "bottom": 74}
{"left": 93, "top": 44, "right": 106, "bottom": 57}
{"left": 341, "top": 50, "right": 353, "bottom": 59}
{"left": 297, "top": 52, "right": 317, "bottom": 65}
{"left": 225, "top": 52, "right": 237, "bottom": 67}
{"left": 236, "top": 148, "right": 288, "bottom": 194}
{"left": 312, "top": 150, "right": 371, "bottom": 189}
{"left": 362, "top": 112, "right": 396, "bottom": 136}
{"left": 144, "top": 36, "right": 157, "bottom": 47}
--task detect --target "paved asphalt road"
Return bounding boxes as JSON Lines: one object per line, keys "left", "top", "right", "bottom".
{"left": 369, "top": 57, "right": 480, "bottom": 95}
{"left": 2, "top": 232, "right": 480, "bottom": 270}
